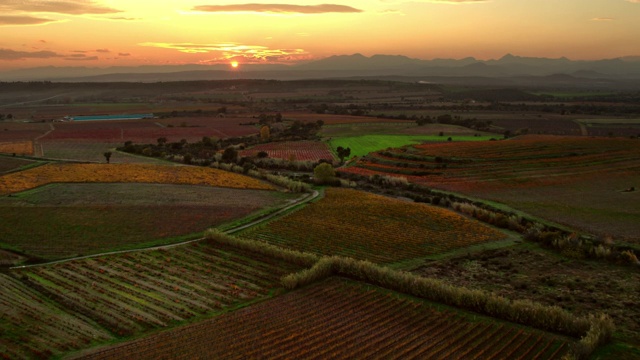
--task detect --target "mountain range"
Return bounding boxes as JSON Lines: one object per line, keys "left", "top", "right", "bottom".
{"left": 2, "top": 54, "right": 640, "bottom": 88}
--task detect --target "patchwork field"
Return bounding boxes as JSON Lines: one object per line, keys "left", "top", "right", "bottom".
{"left": 0, "top": 156, "right": 39, "bottom": 173}
{"left": 73, "top": 278, "right": 573, "bottom": 360}
{"left": 284, "top": 112, "right": 414, "bottom": 125}
{"left": 346, "top": 135, "right": 640, "bottom": 242}
{"left": 0, "top": 274, "right": 113, "bottom": 359}
{"left": 14, "top": 241, "right": 304, "bottom": 339}
{"left": 240, "top": 141, "right": 336, "bottom": 161}
{"left": 0, "top": 183, "right": 295, "bottom": 260}
{"left": 241, "top": 188, "right": 508, "bottom": 264}
{"left": 38, "top": 142, "right": 168, "bottom": 163}
{"left": 0, "top": 163, "right": 273, "bottom": 195}
{"left": 0, "top": 140, "right": 34, "bottom": 155}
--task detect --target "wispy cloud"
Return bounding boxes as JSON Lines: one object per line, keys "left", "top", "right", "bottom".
{"left": 0, "top": 15, "right": 57, "bottom": 25}
{"left": 139, "top": 42, "right": 309, "bottom": 63}
{"left": 0, "top": 0, "right": 121, "bottom": 15}
{"left": 591, "top": 17, "right": 614, "bottom": 21}
{"left": 0, "top": 48, "right": 61, "bottom": 60}
{"left": 118, "top": 52, "right": 131, "bottom": 56}
{"left": 64, "top": 55, "right": 99, "bottom": 61}
{"left": 95, "top": 48, "right": 110, "bottom": 53}
{"left": 192, "top": 4, "right": 362, "bottom": 14}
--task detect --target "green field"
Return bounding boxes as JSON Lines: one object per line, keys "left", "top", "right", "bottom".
{"left": 329, "top": 134, "right": 495, "bottom": 158}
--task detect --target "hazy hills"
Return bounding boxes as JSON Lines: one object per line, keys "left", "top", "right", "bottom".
{"left": 2, "top": 54, "right": 640, "bottom": 89}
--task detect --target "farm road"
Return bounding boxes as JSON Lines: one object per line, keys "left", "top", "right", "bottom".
{"left": 11, "top": 189, "right": 320, "bottom": 270}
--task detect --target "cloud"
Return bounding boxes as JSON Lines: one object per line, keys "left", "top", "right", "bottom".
{"left": 0, "top": 15, "right": 57, "bottom": 25}
{"left": 64, "top": 55, "right": 99, "bottom": 61}
{"left": 0, "top": 0, "right": 121, "bottom": 15}
{"left": 591, "top": 17, "right": 614, "bottom": 21}
{"left": 108, "top": 16, "right": 139, "bottom": 21}
{"left": 0, "top": 48, "right": 62, "bottom": 60}
{"left": 192, "top": 4, "right": 362, "bottom": 14}
{"left": 139, "top": 42, "right": 309, "bottom": 63}
{"left": 118, "top": 52, "right": 131, "bottom": 56}
{"left": 95, "top": 48, "right": 110, "bottom": 53}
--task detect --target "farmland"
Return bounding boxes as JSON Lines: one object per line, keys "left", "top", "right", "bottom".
{"left": 240, "top": 141, "right": 336, "bottom": 162}
{"left": 0, "top": 183, "right": 295, "bottom": 260}
{"left": 0, "top": 156, "right": 39, "bottom": 173}
{"left": 0, "top": 140, "right": 34, "bottom": 155}
{"left": 14, "top": 240, "right": 304, "bottom": 338}
{"left": 0, "top": 163, "right": 273, "bottom": 195}
{"left": 330, "top": 134, "right": 495, "bottom": 158}
{"left": 39, "top": 142, "right": 169, "bottom": 163}
{"left": 346, "top": 135, "right": 640, "bottom": 242}
{"left": 0, "top": 274, "right": 113, "bottom": 359}
{"left": 73, "top": 277, "right": 573, "bottom": 360}
{"left": 242, "top": 188, "right": 508, "bottom": 264}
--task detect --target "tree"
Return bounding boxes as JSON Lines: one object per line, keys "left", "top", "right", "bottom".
{"left": 313, "top": 163, "right": 335, "bottom": 184}
{"left": 260, "top": 125, "right": 270, "bottom": 141}
{"left": 103, "top": 151, "right": 112, "bottom": 164}
{"left": 157, "top": 137, "right": 168, "bottom": 146}
{"left": 222, "top": 147, "right": 238, "bottom": 163}
{"left": 336, "top": 146, "right": 351, "bottom": 164}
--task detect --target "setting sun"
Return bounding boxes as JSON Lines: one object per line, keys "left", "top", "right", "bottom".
{"left": 231, "top": 61, "right": 239, "bottom": 68}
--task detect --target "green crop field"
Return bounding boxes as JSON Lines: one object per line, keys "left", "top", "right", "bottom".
{"left": 329, "top": 134, "right": 495, "bottom": 158}
{"left": 0, "top": 183, "right": 297, "bottom": 260}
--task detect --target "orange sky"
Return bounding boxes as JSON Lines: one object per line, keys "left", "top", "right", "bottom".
{"left": 1, "top": 0, "right": 639, "bottom": 70}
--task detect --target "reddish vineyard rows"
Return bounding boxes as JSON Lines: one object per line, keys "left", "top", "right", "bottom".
{"left": 349, "top": 135, "right": 640, "bottom": 193}
{"left": 16, "top": 241, "right": 303, "bottom": 337}
{"left": 283, "top": 112, "right": 414, "bottom": 125}
{"left": 240, "top": 141, "right": 336, "bottom": 161}
{"left": 76, "top": 278, "right": 572, "bottom": 360}
{"left": 242, "top": 188, "right": 507, "bottom": 264}
{"left": 0, "top": 274, "right": 112, "bottom": 359}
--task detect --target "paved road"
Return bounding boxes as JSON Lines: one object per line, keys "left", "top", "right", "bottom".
{"left": 10, "top": 189, "right": 320, "bottom": 270}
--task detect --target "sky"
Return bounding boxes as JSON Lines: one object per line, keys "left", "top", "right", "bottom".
{"left": 1, "top": 0, "right": 639, "bottom": 70}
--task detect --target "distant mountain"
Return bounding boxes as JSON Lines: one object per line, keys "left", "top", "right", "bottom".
{"left": 2, "top": 53, "right": 640, "bottom": 88}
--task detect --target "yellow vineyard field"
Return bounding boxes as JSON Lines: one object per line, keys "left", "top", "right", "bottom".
{"left": 0, "top": 163, "right": 273, "bottom": 194}
{"left": 0, "top": 141, "right": 33, "bottom": 155}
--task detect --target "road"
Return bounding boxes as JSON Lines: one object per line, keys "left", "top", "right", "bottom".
{"left": 10, "top": 189, "right": 320, "bottom": 270}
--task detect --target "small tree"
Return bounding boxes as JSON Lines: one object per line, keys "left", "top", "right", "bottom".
{"left": 103, "top": 151, "right": 112, "bottom": 164}
{"left": 313, "top": 163, "right": 335, "bottom": 184}
{"left": 157, "top": 137, "right": 168, "bottom": 146}
{"left": 336, "top": 146, "right": 351, "bottom": 164}
{"left": 222, "top": 147, "right": 238, "bottom": 163}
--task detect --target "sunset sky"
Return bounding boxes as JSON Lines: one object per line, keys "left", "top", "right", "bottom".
{"left": 1, "top": 0, "right": 639, "bottom": 70}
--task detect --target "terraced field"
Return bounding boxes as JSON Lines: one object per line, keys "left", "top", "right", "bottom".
{"left": 72, "top": 278, "right": 573, "bottom": 360}
{"left": 242, "top": 188, "right": 508, "bottom": 264}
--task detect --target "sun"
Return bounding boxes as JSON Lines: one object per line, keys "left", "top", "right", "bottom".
{"left": 230, "top": 61, "right": 239, "bottom": 68}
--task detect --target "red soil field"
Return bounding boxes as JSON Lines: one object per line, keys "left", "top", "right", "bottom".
{"left": 74, "top": 278, "right": 572, "bottom": 360}
{"left": 240, "top": 141, "right": 336, "bottom": 161}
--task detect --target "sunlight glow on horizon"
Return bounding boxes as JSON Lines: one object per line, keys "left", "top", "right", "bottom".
{"left": 0, "top": 0, "right": 639, "bottom": 70}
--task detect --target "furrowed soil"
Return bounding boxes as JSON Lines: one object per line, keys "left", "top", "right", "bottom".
{"left": 413, "top": 245, "right": 640, "bottom": 348}
{"left": 0, "top": 183, "right": 297, "bottom": 260}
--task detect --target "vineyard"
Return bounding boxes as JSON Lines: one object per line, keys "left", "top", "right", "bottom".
{"left": 0, "top": 183, "right": 293, "bottom": 260}
{"left": 344, "top": 135, "right": 640, "bottom": 242}
{"left": 241, "top": 188, "right": 507, "bottom": 264}
{"left": 74, "top": 278, "right": 573, "bottom": 360}
{"left": 0, "top": 141, "right": 33, "bottom": 155}
{"left": 240, "top": 141, "right": 336, "bottom": 161}
{"left": 15, "top": 241, "right": 304, "bottom": 338}
{"left": 0, "top": 163, "right": 273, "bottom": 195}
{"left": 0, "top": 274, "right": 113, "bottom": 359}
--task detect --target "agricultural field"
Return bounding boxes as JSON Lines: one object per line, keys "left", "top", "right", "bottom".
{"left": 284, "top": 112, "right": 414, "bottom": 125}
{"left": 347, "top": 135, "right": 640, "bottom": 243}
{"left": 414, "top": 245, "right": 640, "bottom": 354}
{"left": 0, "top": 140, "right": 34, "bottom": 155}
{"left": 38, "top": 142, "right": 168, "bottom": 163}
{"left": 575, "top": 118, "right": 640, "bottom": 137}
{"left": 329, "top": 134, "right": 495, "bottom": 158}
{"left": 242, "top": 188, "right": 508, "bottom": 264}
{"left": 73, "top": 277, "right": 573, "bottom": 360}
{"left": 0, "top": 163, "right": 273, "bottom": 195}
{"left": 0, "top": 156, "right": 39, "bottom": 173}
{"left": 13, "top": 241, "right": 304, "bottom": 339}
{"left": 0, "top": 183, "right": 295, "bottom": 260}
{"left": 240, "top": 141, "right": 336, "bottom": 162}
{"left": 155, "top": 117, "right": 259, "bottom": 138}
{"left": 0, "top": 122, "right": 51, "bottom": 142}
{"left": 0, "top": 274, "right": 113, "bottom": 359}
